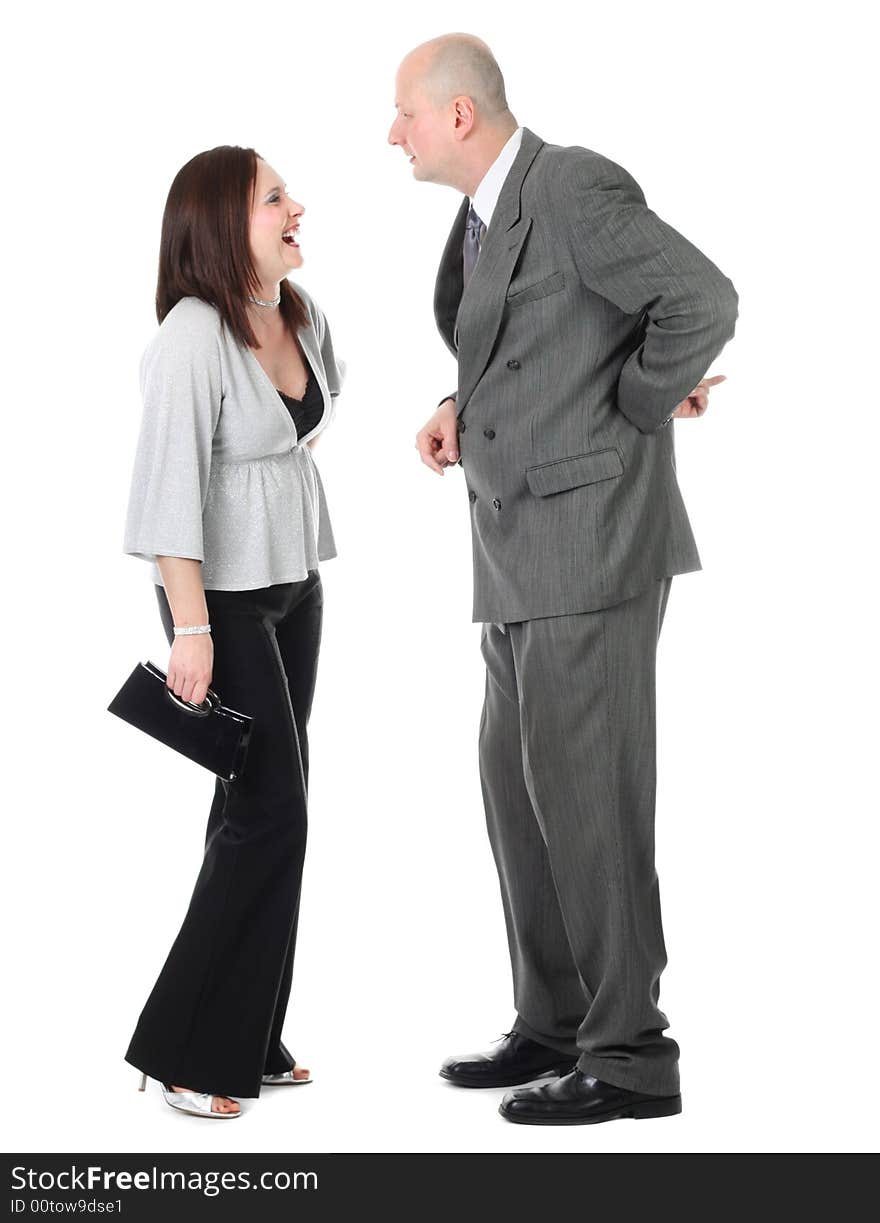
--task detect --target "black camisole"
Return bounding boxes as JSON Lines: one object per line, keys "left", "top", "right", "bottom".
{"left": 276, "top": 355, "right": 324, "bottom": 440}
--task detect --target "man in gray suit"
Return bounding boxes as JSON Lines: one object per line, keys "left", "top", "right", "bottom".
{"left": 389, "top": 34, "right": 737, "bottom": 1126}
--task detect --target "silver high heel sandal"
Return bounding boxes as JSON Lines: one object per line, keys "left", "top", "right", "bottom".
{"left": 138, "top": 1071, "right": 241, "bottom": 1118}
{"left": 261, "top": 1061, "right": 312, "bottom": 1086}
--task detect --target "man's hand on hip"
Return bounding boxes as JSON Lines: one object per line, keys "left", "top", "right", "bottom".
{"left": 416, "top": 398, "right": 459, "bottom": 474}
{"left": 671, "top": 374, "right": 727, "bottom": 420}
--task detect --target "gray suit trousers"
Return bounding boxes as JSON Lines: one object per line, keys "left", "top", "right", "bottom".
{"left": 478, "top": 576, "right": 679, "bottom": 1096}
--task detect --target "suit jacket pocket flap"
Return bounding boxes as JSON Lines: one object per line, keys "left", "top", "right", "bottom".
{"left": 506, "top": 269, "right": 565, "bottom": 307}
{"left": 526, "top": 447, "right": 624, "bottom": 497}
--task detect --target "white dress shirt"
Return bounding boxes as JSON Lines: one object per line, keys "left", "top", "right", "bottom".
{"left": 470, "top": 126, "right": 524, "bottom": 229}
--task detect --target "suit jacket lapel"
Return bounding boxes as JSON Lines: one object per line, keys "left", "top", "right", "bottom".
{"left": 432, "top": 128, "right": 545, "bottom": 413}
{"left": 454, "top": 214, "right": 533, "bottom": 413}
{"left": 433, "top": 196, "right": 469, "bottom": 358}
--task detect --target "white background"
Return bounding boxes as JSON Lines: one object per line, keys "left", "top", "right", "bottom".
{"left": 3, "top": 0, "right": 877, "bottom": 1156}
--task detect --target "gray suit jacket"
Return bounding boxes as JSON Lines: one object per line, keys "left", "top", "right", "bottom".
{"left": 434, "top": 127, "right": 739, "bottom": 623}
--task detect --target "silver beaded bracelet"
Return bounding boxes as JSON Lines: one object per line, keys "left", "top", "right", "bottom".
{"left": 173, "top": 624, "right": 212, "bottom": 636}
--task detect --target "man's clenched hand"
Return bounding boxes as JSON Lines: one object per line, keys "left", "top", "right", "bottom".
{"left": 416, "top": 398, "right": 459, "bottom": 474}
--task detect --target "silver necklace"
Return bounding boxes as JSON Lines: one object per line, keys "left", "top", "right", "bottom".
{"left": 248, "top": 290, "right": 281, "bottom": 307}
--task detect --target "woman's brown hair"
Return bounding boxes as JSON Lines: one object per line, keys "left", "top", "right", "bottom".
{"left": 156, "top": 145, "right": 308, "bottom": 348}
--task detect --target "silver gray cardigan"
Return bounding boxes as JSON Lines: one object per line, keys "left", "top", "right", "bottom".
{"left": 122, "top": 283, "right": 345, "bottom": 590}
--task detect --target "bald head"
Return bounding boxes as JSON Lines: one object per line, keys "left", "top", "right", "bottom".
{"left": 406, "top": 33, "right": 511, "bottom": 120}
{"left": 390, "top": 34, "right": 518, "bottom": 194}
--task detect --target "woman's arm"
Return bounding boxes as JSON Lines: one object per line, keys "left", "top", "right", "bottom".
{"left": 157, "top": 556, "right": 213, "bottom": 706}
{"left": 158, "top": 556, "right": 209, "bottom": 627}
{"left": 123, "top": 302, "right": 223, "bottom": 567}
{"left": 307, "top": 302, "right": 345, "bottom": 451}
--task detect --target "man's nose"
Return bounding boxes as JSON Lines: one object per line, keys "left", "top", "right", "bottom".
{"left": 388, "top": 122, "right": 399, "bottom": 146}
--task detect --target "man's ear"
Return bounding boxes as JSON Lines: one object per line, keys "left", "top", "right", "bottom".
{"left": 452, "top": 96, "right": 475, "bottom": 138}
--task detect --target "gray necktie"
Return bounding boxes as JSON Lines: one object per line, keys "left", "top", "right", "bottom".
{"left": 462, "top": 204, "right": 486, "bottom": 285}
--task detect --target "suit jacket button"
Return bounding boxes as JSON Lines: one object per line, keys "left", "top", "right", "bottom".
{"left": 468, "top": 490, "right": 477, "bottom": 503}
{"left": 483, "top": 428, "right": 496, "bottom": 439}
{"left": 506, "top": 359, "right": 521, "bottom": 370}
{"left": 492, "top": 498, "right": 502, "bottom": 510}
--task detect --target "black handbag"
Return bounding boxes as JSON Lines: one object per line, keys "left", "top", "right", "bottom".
{"left": 107, "top": 660, "right": 253, "bottom": 781}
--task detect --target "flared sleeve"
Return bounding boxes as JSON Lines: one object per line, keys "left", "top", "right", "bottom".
{"left": 122, "top": 300, "right": 223, "bottom": 566}
{"left": 315, "top": 299, "right": 347, "bottom": 397}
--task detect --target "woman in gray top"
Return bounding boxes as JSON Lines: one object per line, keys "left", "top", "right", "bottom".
{"left": 122, "top": 145, "right": 345, "bottom": 1119}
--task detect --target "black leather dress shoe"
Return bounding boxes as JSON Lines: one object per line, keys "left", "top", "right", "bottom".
{"left": 499, "top": 1069, "right": 682, "bottom": 1125}
{"left": 440, "top": 1031, "right": 578, "bottom": 1089}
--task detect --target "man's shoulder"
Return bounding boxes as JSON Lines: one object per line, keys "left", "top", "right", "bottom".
{"left": 533, "top": 139, "right": 641, "bottom": 197}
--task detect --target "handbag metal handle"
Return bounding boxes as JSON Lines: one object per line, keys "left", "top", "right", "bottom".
{"left": 164, "top": 685, "right": 221, "bottom": 717}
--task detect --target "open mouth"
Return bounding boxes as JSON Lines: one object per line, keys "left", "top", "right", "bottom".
{"left": 282, "top": 225, "right": 300, "bottom": 248}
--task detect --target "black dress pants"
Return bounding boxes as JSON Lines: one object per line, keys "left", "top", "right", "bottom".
{"left": 124, "top": 570, "right": 323, "bottom": 1099}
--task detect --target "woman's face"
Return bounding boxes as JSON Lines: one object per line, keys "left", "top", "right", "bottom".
{"left": 249, "top": 158, "right": 305, "bottom": 285}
